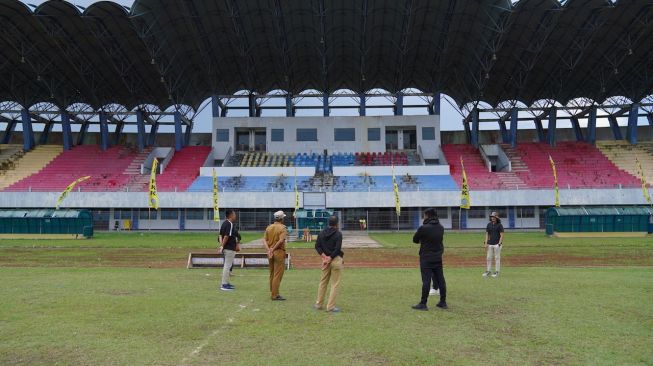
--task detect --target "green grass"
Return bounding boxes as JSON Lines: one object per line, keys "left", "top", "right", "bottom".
{"left": 0, "top": 232, "right": 261, "bottom": 249}
{"left": 370, "top": 231, "right": 653, "bottom": 249}
{"left": 0, "top": 267, "right": 651, "bottom": 365}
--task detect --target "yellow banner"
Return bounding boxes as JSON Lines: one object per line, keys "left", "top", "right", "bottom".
{"left": 392, "top": 165, "right": 401, "bottom": 216}
{"left": 636, "top": 158, "right": 651, "bottom": 204}
{"left": 294, "top": 168, "right": 300, "bottom": 214}
{"left": 55, "top": 176, "right": 91, "bottom": 209}
{"left": 549, "top": 155, "right": 560, "bottom": 207}
{"left": 149, "top": 158, "right": 159, "bottom": 210}
{"left": 212, "top": 168, "right": 220, "bottom": 221}
{"left": 460, "top": 157, "right": 470, "bottom": 209}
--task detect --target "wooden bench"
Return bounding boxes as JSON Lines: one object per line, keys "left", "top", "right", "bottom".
{"left": 187, "top": 252, "right": 291, "bottom": 270}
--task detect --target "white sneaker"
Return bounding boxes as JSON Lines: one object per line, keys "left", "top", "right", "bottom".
{"left": 429, "top": 288, "right": 440, "bottom": 296}
{"left": 482, "top": 271, "right": 491, "bottom": 277}
{"left": 491, "top": 272, "right": 499, "bottom": 278}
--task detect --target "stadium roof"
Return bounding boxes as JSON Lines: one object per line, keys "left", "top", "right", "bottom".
{"left": 0, "top": 0, "right": 652, "bottom": 111}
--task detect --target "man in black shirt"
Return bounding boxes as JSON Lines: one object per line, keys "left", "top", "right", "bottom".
{"left": 483, "top": 211, "right": 504, "bottom": 278}
{"left": 219, "top": 209, "right": 240, "bottom": 291}
{"left": 314, "top": 215, "right": 344, "bottom": 313}
{"left": 411, "top": 208, "right": 447, "bottom": 311}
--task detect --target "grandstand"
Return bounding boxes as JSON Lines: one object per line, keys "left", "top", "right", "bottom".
{"left": 0, "top": 0, "right": 652, "bottom": 232}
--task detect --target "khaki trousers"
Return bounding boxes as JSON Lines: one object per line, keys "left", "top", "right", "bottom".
{"left": 269, "top": 249, "right": 286, "bottom": 298}
{"left": 315, "top": 256, "right": 343, "bottom": 311}
{"left": 486, "top": 244, "right": 501, "bottom": 272}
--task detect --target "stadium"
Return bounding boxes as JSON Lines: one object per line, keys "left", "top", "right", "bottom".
{"left": 0, "top": 0, "right": 652, "bottom": 365}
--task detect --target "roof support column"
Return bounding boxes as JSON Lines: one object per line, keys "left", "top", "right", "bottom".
{"left": 148, "top": 120, "right": 159, "bottom": 147}
{"left": 607, "top": 115, "right": 623, "bottom": 140}
{"left": 510, "top": 107, "right": 518, "bottom": 148}
{"left": 248, "top": 94, "right": 257, "bottom": 117}
{"left": 547, "top": 107, "right": 556, "bottom": 146}
{"left": 77, "top": 120, "right": 89, "bottom": 146}
{"left": 570, "top": 116, "right": 583, "bottom": 142}
{"left": 462, "top": 115, "right": 471, "bottom": 144}
{"left": 61, "top": 112, "right": 72, "bottom": 151}
{"left": 20, "top": 108, "right": 34, "bottom": 151}
{"left": 113, "top": 121, "right": 124, "bottom": 146}
{"left": 647, "top": 113, "right": 653, "bottom": 129}
{"left": 174, "top": 111, "right": 183, "bottom": 151}
{"left": 498, "top": 119, "right": 509, "bottom": 143}
{"left": 534, "top": 117, "right": 545, "bottom": 142}
{"left": 184, "top": 122, "right": 192, "bottom": 146}
{"left": 359, "top": 94, "right": 366, "bottom": 116}
{"left": 39, "top": 121, "right": 53, "bottom": 145}
{"left": 286, "top": 94, "right": 294, "bottom": 117}
{"left": 136, "top": 111, "right": 146, "bottom": 151}
{"left": 586, "top": 107, "right": 597, "bottom": 145}
{"left": 99, "top": 111, "right": 109, "bottom": 151}
{"left": 626, "top": 103, "right": 639, "bottom": 145}
{"left": 212, "top": 95, "right": 220, "bottom": 118}
{"left": 428, "top": 92, "right": 440, "bottom": 115}
{"left": 470, "top": 108, "right": 479, "bottom": 148}
{"left": 323, "top": 94, "right": 329, "bottom": 117}
{"left": 2, "top": 120, "right": 17, "bottom": 144}
{"left": 394, "top": 92, "right": 403, "bottom": 116}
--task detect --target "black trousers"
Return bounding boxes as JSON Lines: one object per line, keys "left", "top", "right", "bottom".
{"left": 420, "top": 261, "right": 446, "bottom": 305}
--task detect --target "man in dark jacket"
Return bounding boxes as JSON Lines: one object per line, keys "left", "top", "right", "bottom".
{"left": 411, "top": 208, "right": 447, "bottom": 310}
{"left": 314, "top": 215, "right": 344, "bottom": 313}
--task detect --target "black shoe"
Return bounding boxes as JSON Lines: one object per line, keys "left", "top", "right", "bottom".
{"left": 436, "top": 302, "right": 448, "bottom": 309}
{"left": 411, "top": 303, "right": 428, "bottom": 311}
{"left": 272, "top": 295, "right": 286, "bottom": 301}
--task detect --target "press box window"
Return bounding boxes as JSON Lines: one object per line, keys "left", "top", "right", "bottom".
{"left": 140, "top": 209, "right": 158, "bottom": 220}
{"left": 368, "top": 128, "right": 381, "bottom": 141}
{"left": 216, "top": 129, "right": 229, "bottom": 142}
{"left": 297, "top": 128, "right": 317, "bottom": 141}
{"left": 334, "top": 128, "right": 355, "bottom": 141}
{"left": 185, "top": 209, "right": 205, "bottom": 220}
{"left": 422, "top": 127, "right": 436, "bottom": 140}
{"left": 161, "top": 209, "right": 179, "bottom": 220}
{"left": 271, "top": 129, "right": 284, "bottom": 142}
{"left": 467, "top": 208, "right": 487, "bottom": 219}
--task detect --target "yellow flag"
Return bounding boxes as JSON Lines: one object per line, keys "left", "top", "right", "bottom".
{"left": 636, "top": 157, "right": 651, "bottom": 204}
{"left": 294, "top": 168, "right": 300, "bottom": 214}
{"left": 392, "top": 165, "right": 401, "bottom": 216}
{"left": 56, "top": 175, "right": 91, "bottom": 209}
{"left": 212, "top": 168, "right": 220, "bottom": 221}
{"left": 149, "top": 158, "right": 159, "bottom": 210}
{"left": 460, "top": 157, "right": 470, "bottom": 209}
{"left": 549, "top": 155, "right": 560, "bottom": 207}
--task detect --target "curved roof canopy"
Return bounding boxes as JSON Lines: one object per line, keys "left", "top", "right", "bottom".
{"left": 0, "top": 0, "right": 651, "bottom": 110}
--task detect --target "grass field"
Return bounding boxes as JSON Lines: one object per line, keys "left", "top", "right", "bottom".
{"left": 1, "top": 267, "right": 651, "bottom": 365}
{"left": 0, "top": 231, "right": 651, "bottom": 365}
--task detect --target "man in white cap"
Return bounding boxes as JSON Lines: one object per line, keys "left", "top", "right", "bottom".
{"left": 264, "top": 210, "right": 288, "bottom": 300}
{"left": 483, "top": 211, "right": 504, "bottom": 278}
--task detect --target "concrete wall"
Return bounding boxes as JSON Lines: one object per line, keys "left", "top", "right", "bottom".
{"left": 1, "top": 188, "right": 648, "bottom": 209}
{"left": 332, "top": 165, "right": 450, "bottom": 176}
{"left": 212, "top": 115, "right": 441, "bottom": 160}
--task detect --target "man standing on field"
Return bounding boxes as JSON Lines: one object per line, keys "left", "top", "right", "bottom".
{"left": 264, "top": 210, "right": 288, "bottom": 301}
{"left": 218, "top": 209, "right": 240, "bottom": 291}
{"left": 314, "top": 215, "right": 344, "bottom": 313}
{"left": 411, "top": 208, "right": 447, "bottom": 311}
{"left": 483, "top": 211, "right": 504, "bottom": 278}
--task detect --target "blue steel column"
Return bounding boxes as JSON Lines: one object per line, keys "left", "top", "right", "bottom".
{"left": 77, "top": 121, "right": 89, "bottom": 145}
{"left": 586, "top": 107, "right": 597, "bottom": 144}
{"left": 2, "top": 119, "right": 17, "bottom": 144}
{"left": 211, "top": 95, "right": 220, "bottom": 118}
{"left": 394, "top": 92, "right": 403, "bottom": 116}
{"left": 647, "top": 113, "right": 653, "bottom": 129}
{"left": 99, "top": 111, "right": 109, "bottom": 151}
{"left": 136, "top": 111, "right": 146, "bottom": 151}
{"left": 359, "top": 94, "right": 366, "bottom": 116}
{"left": 322, "top": 94, "right": 329, "bottom": 117}
{"left": 20, "top": 108, "right": 34, "bottom": 151}
{"left": 570, "top": 116, "right": 583, "bottom": 141}
{"left": 626, "top": 103, "right": 639, "bottom": 144}
{"left": 534, "top": 117, "right": 545, "bottom": 142}
{"left": 61, "top": 112, "right": 73, "bottom": 151}
{"left": 148, "top": 120, "right": 159, "bottom": 147}
{"left": 498, "top": 119, "right": 508, "bottom": 143}
{"left": 39, "top": 121, "right": 53, "bottom": 145}
{"left": 547, "top": 107, "right": 557, "bottom": 146}
{"left": 607, "top": 115, "right": 623, "bottom": 140}
{"left": 432, "top": 92, "right": 441, "bottom": 115}
{"left": 509, "top": 107, "right": 518, "bottom": 148}
{"left": 174, "top": 111, "right": 183, "bottom": 151}
{"left": 471, "top": 108, "right": 479, "bottom": 148}
{"left": 113, "top": 121, "right": 124, "bottom": 146}
{"left": 286, "top": 94, "right": 294, "bottom": 117}
{"left": 248, "top": 94, "right": 257, "bottom": 117}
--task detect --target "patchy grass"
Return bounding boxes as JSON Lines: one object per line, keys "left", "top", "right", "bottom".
{"left": 0, "top": 267, "right": 651, "bottom": 365}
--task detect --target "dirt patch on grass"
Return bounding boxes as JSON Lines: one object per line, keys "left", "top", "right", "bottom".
{"left": 0, "top": 247, "right": 651, "bottom": 269}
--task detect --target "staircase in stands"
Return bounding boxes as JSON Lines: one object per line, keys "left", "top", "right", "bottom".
{"left": 124, "top": 147, "right": 153, "bottom": 192}
{"left": 498, "top": 144, "right": 529, "bottom": 189}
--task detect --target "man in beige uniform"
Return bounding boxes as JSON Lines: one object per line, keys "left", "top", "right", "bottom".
{"left": 264, "top": 210, "right": 288, "bottom": 301}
